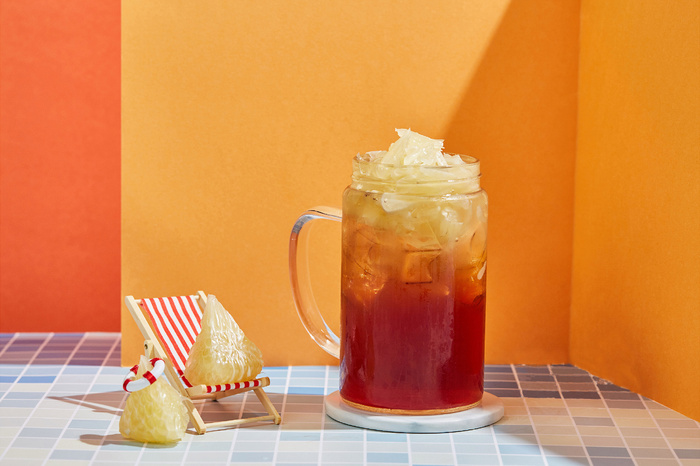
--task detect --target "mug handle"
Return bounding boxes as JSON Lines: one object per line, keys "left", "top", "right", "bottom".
{"left": 289, "top": 206, "right": 343, "bottom": 358}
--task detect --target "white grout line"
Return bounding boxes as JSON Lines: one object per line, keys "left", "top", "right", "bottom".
{"left": 406, "top": 431, "right": 413, "bottom": 465}
{"left": 591, "top": 377, "right": 654, "bottom": 466}
{"left": 488, "top": 424, "right": 505, "bottom": 466}
{"left": 645, "top": 402, "right": 682, "bottom": 464}
{"left": 551, "top": 366, "right": 594, "bottom": 466}
{"left": 448, "top": 431, "right": 458, "bottom": 466}
{"left": 317, "top": 364, "right": 330, "bottom": 465}
{"left": 177, "top": 421, "right": 196, "bottom": 466}
{"left": 223, "top": 387, "right": 247, "bottom": 466}
{"left": 0, "top": 333, "right": 20, "bottom": 358}
{"left": 50, "top": 335, "right": 121, "bottom": 466}
{"left": 83, "top": 335, "right": 122, "bottom": 466}
{"left": 0, "top": 333, "right": 53, "bottom": 403}
{"left": 271, "top": 366, "right": 292, "bottom": 465}
{"left": 133, "top": 438, "right": 148, "bottom": 464}
{"left": 486, "top": 367, "right": 505, "bottom": 466}
{"left": 592, "top": 377, "right": 640, "bottom": 466}
{"left": 511, "top": 364, "right": 550, "bottom": 466}
{"left": 362, "top": 426, "right": 368, "bottom": 466}
{"left": 0, "top": 333, "right": 58, "bottom": 462}
{"left": 4, "top": 336, "right": 691, "bottom": 466}
{"left": 1, "top": 333, "right": 90, "bottom": 464}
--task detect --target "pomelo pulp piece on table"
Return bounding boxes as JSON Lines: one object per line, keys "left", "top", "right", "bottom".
{"left": 119, "top": 356, "right": 188, "bottom": 444}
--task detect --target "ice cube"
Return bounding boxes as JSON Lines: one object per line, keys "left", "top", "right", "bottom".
{"left": 402, "top": 250, "right": 440, "bottom": 284}
{"left": 400, "top": 204, "right": 443, "bottom": 251}
{"left": 477, "top": 260, "right": 486, "bottom": 280}
{"left": 403, "top": 222, "right": 442, "bottom": 251}
{"left": 342, "top": 219, "right": 391, "bottom": 308}
{"left": 432, "top": 205, "right": 469, "bottom": 245}
{"left": 456, "top": 263, "right": 486, "bottom": 305}
{"left": 469, "top": 223, "right": 487, "bottom": 259}
{"left": 380, "top": 193, "right": 414, "bottom": 213}
{"left": 343, "top": 267, "right": 385, "bottom": 309}
{"left": 345, "top": 223, "right": 378, "bottom": 275}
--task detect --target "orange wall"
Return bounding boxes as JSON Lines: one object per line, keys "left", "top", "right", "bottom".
{"left": 572, "top": 0, "right": 700, "bottom": 419}
{"left": 4, "top": 1, "right": 696, "bottom": 421}
{"left": 121, "top": 0, "right": 579, "bottom": 367}
{"left": 0, "top": 1, "right": 120, "bottom": 331}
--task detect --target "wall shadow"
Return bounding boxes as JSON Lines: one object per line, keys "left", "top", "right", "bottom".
{"left": 443, "top": 0, "right": 580, "bottom": 364}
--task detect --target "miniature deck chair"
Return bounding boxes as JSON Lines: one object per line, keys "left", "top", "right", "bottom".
{"left": 125, "top": 291, "right": 281, "bottom": 434}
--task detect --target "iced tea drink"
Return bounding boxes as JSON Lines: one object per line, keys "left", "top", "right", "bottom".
{"left": 289, "top": 129, "right": 488, "bottom": 415}
{"left": 339, "top": 130, "right": 488, "bottom": 413}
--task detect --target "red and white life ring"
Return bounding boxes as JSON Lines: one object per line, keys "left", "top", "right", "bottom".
{"left": 123, "top": 358, "right": 165, "bottom": 392}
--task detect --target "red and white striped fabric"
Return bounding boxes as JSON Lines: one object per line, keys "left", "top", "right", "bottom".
{"left": 205, "top": 379, "right": 262, "bottom": 394}
{"left": 139, "top": 296, "right": 202, "bottom": 378}
{"left": 140, "top": 295, "right": 263, "bottom": 393}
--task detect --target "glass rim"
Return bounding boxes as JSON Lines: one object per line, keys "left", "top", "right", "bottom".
{"left": 350, "top": 152, "right": 481, "bottom": 194}
{"left": 353, "top": 152, "right": 480, "bottom": 168}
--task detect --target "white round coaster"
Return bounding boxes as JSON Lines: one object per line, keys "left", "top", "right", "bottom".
{"left": 324, "top": 391, "right": 504, "bottom": 433}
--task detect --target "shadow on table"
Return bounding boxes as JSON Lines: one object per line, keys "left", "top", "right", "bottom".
{"left": 54, "top": 391, "right": 594, "bottom": 463}
{"left": 80, "top": 433, "right": 192, "bottom": 449}
{"left": 51, "top": 391, "right": 331, "bottom": 445}
{"left": 191, "top": 392, "right": 327, "bottom": 432}
{"left": 49, "top": 390, "right": 126, "bottom": 416}
{"left": 49, "top": 391, "right": 185, "bottom": 448}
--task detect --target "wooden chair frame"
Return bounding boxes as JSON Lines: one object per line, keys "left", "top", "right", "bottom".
{"left": 125, "top": 291, "right": 281, "bottom": 434}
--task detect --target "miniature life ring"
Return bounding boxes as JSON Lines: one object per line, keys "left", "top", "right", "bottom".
{"left": 123, "top": 358, "right": 165, "bottom": 392}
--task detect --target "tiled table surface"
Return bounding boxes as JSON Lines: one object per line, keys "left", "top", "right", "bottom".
{"left": 0, "top": 333, "right": 698, "bottom": 466}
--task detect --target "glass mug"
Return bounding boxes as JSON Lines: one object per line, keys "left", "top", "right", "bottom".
{"left": 289, "top": 153, "right": 487, "bottom": 414}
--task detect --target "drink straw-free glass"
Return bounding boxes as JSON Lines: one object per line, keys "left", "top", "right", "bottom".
{"left": 290, "top": 148, "right": 487, "bottom": 414}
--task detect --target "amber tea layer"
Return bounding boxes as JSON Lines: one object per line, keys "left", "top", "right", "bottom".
{"left": 340, "top": 182, "right": 488, "bottom": 412}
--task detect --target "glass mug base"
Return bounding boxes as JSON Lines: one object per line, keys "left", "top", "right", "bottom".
{"left": 340, "top": 395, "right": 483, "bottom": 416}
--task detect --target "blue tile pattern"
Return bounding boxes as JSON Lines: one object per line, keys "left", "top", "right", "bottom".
{"left": 0, "top": 333, "right": 698, "bottom": 466}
